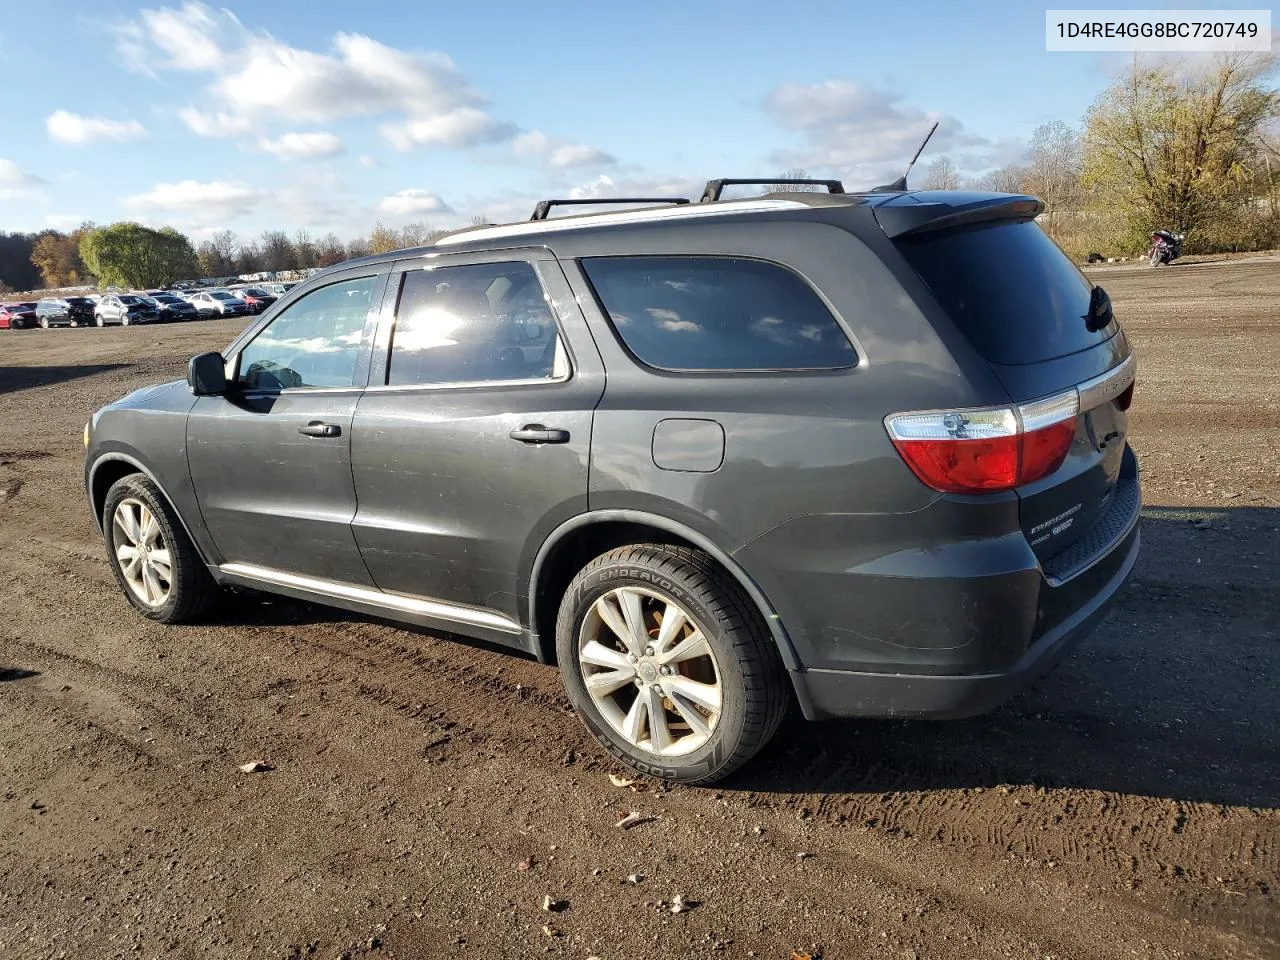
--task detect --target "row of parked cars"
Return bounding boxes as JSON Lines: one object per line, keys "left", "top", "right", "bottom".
{"left": 0, "top": 282, "right": 298, "bottom": 330}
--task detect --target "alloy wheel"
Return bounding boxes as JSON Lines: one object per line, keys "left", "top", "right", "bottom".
{"left": 111, "top": 498, "right": 172, "bottom": 607}
{"left": 577, "top": 586, "right": 723, "bottom": 758}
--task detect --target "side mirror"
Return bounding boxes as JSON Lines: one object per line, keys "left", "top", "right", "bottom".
{"left": 187, "top": 351, "right": 228, "bottom": 396}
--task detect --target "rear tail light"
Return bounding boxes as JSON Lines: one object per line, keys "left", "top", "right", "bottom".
{"left": 886, "top": 389, "right": 1079, "bottom": 494}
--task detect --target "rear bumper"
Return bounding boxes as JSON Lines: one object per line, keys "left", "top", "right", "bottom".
{"left": 790, "top": 515, "right": 1139, "bottom": 720}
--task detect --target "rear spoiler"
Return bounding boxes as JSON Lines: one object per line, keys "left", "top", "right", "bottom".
{"left": 874, "top": 194, "right": 1044, "bottom": 239}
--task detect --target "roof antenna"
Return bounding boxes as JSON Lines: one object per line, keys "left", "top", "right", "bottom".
{"left": 872, "top": 121, "right": 939, "bottom": 193}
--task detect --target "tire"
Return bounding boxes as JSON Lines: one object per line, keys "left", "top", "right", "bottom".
{"left": 556, "top": 544, "right": 788, "bottom": 785}
{"left": 1149, "top": 249, "right": 1162, "bottom": 267}
{"left": 102, "top": 474, "right": 219, "bottom": 623}
{"left": 40, "top": 316, "right": 49, "bottom": 329}
{"left": 121, "top": 314, "right": 131, "bottom": 326}
{"left": 95, "top": 314, "right": 105, "bottom": 327}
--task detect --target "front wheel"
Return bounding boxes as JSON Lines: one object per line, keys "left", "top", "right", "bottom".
{"left": 1149, "top": 248, "right": 1163, "bottom": 267}
{"left": 40, "top": 316, "right": 49, "bottom": 328}
{"left": 95, "top": 314, "right": 105, "bottom": 327}
{"left": 103, "top": 474, "right": 219, "bottom": 623}
{"left": 556, "top": 544, "right": 788, "bottom": 785}
{"left": 121, "top": 314, "right": 131, "bottom": 326}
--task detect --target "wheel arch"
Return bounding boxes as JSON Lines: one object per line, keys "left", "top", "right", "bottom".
{"left": 87, "top": 454, "right": 210, "bottom": 565}
{"left": 527, "top": 510, "right": 800, "bottom": 671}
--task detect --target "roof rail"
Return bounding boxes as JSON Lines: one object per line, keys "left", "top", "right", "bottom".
{"left": 530, "top": 197, "right": 690, "bottom": 221}
{"left": 699, "top": 178, "right": 845, "bottom": 203}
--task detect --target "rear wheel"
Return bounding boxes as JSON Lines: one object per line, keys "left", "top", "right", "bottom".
{"left": 95, "top": 313, "right": 105, "bottom": 327}
{"left": 556, "top": 544, "right": 788, "bottom": 785}
{"left": 103, "top": 474, "right": 219, "bottom": 623}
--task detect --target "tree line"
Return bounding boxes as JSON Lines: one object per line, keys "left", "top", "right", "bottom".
{"left": 0, "top": 218, "right": 455, "bottom": 294}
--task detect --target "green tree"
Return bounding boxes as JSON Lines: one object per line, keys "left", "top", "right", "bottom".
{"left": 1083, "top": 53, "right": 1278, "bottom": 248}
{"left": 79, "top": 222, "right": 197, "bottom": 289}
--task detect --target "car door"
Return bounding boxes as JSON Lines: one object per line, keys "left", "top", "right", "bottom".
{"left": 186, "top": 267, "right": 388, "bottom": 584}
{"left": 102, "top": 297, "right": 119, "bottom": 322}
{"left": 349, "top": 251, "right": 605, "bottom": 638}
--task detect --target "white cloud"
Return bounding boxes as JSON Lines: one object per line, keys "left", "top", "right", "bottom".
{"left": 566, "top": 173, "right": 701, "bottom": 201}
{"left": 113, "top": 4, "right": 614, "bottom": 163}
{"left": 260, "top": 131, "right": 344, "bottom": 160}
{"left": 513, "top": 130, "right": 615, "bottom": 169}
{"left": 117, "top": 4, "right": 502, "bottom": 146}
{"left": 114, "top": 1, "right": 226, "bottom": 74}
{"left": 45, "top": 214, "right": 85, "bottom": 230}
{"left": 46, "top": 110, "right": 147, "bottom": 146}
{"left": 124, "top": 178, "right": 269, "bottom": 225}
{"left": 358, "top": 155, "right": 380, "bottom": 168}
{"left": 375, "top": 189, "right": 453, "bottom": 219}
{"left": 763, "top": 80, "right": 987, "bottom": 185}
{"left": 179, "top": 108, "right": 253, "bottom": 137}
{"left": 0, "top": 157, "right": 46, "bottom": 200}
{"left": 381, "top": 108, "right": 515, "bottom": 150}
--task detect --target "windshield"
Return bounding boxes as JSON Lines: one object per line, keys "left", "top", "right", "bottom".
{"left": 895, "top": 220, "right": 1116, "bottom": 365}
{"left": 212, "top": 292, "right": 235, "bottom": 300}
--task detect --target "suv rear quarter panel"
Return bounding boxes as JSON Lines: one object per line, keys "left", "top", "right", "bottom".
{"left": 555, "top": 216, "right": 1034, "bottom": 675}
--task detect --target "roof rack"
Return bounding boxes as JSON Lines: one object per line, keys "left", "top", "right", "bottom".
{"left": 530, "top": 197, "right": 690, "bottom": 221}
{"left": 699, "top": 178, "right": 845, "bottom": 203}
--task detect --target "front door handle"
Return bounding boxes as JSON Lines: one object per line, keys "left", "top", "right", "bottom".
{"left": 298, "top": 421, "right": 342, "bottom": 438}
{"left": 509, "top": 424, "right": 570, "bottom": 445}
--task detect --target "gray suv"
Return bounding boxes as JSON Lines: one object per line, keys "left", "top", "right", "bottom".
{"left": 84, "top": 184, "right": 1140, "bottom": 784}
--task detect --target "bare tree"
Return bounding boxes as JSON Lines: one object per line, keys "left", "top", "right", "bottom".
{"left": 293, "top": 229, "right": 316, "bottom": 270}
{"left": 1023, "top": 121, "right": 1083, "bottom": 227}
{"left": 765, "top": 168, "right": 826, "bottom": 193}
{"left": 259, "top": 230, "right": 296, "bottom": 272}
{"left": 314, "top": 232, "right": 347, "bottom": 268}
{"left": 921, "top": 156, "right": 960, "bottom": 190}
{"left": 965, "top": 163, "right": 1028, "bottom": 193}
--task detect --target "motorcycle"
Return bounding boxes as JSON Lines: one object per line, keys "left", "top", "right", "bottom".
{"left": 1147, "top": 230, "right": 1184, "bottom": 266}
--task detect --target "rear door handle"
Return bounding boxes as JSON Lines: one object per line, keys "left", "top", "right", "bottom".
{"left": 509, "top": 424, "right": 570, "bottom": 445}
{"left": 298, "top": 421, "right": 342, "bottom": 438}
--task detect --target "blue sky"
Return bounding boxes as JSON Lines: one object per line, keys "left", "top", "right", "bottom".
{"left": 0, "top": 0, "right": 1261, "bottom": 242}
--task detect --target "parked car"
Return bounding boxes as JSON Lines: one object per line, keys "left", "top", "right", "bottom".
{"left": 83, "top": 184, "right": 1140, "bottom": 784}
{"left": 144, "top": 291, "right": 201, "bottom": 321}
{"left": 187, "top": 291, "right": 249, "bottom": 317}
{"left": 232, "top": 287, "right": 278, "bottom": 314}
{"left": 36, "top": 296, "right": 96, "bottom": 327}
{"left": 0, "top": 302, "right": 38, "bottom": 329}
{"left": 95, "top": 295, "right": 160, "bottom": 326}
{"left": 262, "top": 282, "right": 298, "bottom": 297}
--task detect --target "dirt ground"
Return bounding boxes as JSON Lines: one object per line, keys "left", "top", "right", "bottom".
{"left": 1, "top": 257, "right": 1277, "bottom": 960}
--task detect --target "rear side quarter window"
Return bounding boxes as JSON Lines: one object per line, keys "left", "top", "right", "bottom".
{"left": 580, "top": 256, "right": 856, "bottom": 372}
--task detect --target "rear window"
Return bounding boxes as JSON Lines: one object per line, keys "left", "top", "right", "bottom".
{"left": 896, "top": 220, "right": 1115, "bottom": 365}
{"left": 581, "top": 256, "right": 856, "bottom": 372}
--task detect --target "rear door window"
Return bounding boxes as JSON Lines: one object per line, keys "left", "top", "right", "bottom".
{"left": 580, "top": 256, "right": 856, "bottom": 372}
{"left": 387, "top": 261, "right": 564, "bottom": 386}
{"left": 895, "top": 220, "right": 1115, "bottom": 365}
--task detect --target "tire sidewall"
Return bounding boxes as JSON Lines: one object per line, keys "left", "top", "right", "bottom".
{"left": 556, "top": 555, "right": 751, "bottom": 782}
{"left": 103, "top": 476, "right": 190, "bottom": 622}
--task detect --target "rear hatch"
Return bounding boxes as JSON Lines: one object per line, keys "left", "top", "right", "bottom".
{"left": 883, "top": 197, "right": 1136, "bottom": 572}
